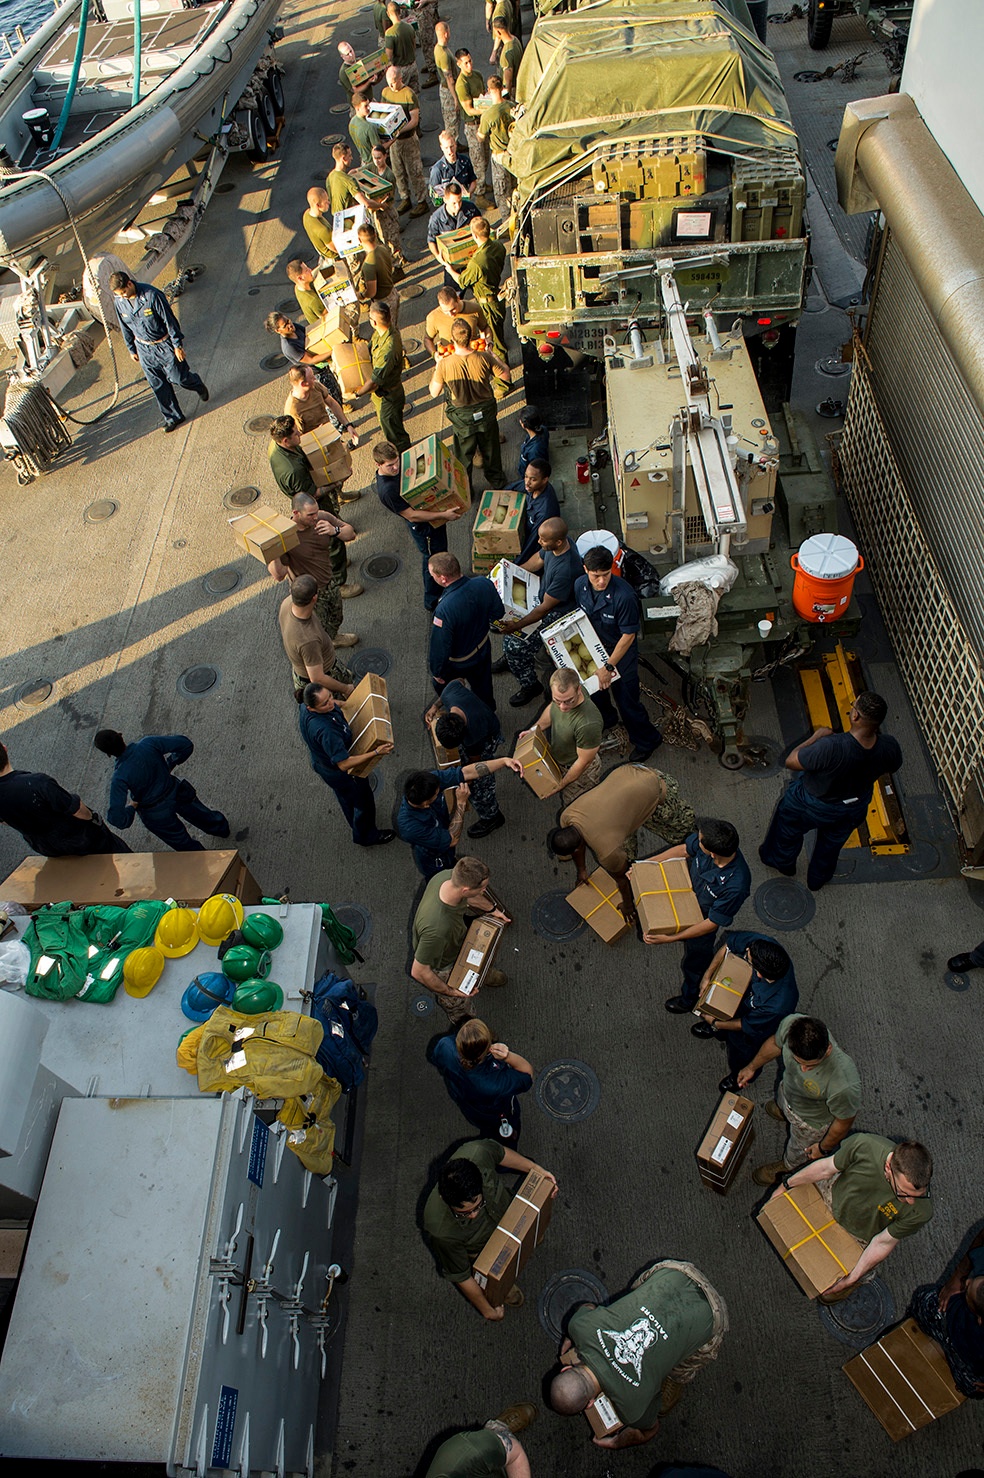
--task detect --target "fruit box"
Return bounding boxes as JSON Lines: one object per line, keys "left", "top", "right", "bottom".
{"left": 540, "top": 610, "right": 615, "bottom": 696}
{"left": 400, "top": 434, "right": 469, "bottom": 513}
{"left": 491, "top": 558, "right": 541, "bottom": 621}
{"left": 473, "top": 487, "right": 526, "bottom": 557}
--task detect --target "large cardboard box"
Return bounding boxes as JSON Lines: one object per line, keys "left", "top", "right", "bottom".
{"left": 350, "top": 165, "right": 394, "bottom": 203}
{"left": 339, "top": 673, "right": 392, "bottom": 775}
{"left": 491, "top": 558, "right": 541, "bottom": 621}
{"left": 696, "top": 948, "right": 752, "bottom": 1023}
{"left": 513, "top": 729, "right": 562, "bottom": 800}
{"left": 473, "top": 1167, "right": 554, "bottom": 1306}
{"left": 230, "top": 502, "right": 299, "bottom": 564}
{"left": 305, "top": 304, "right": 352, "bottom": 357}
{"left": 331, "top": 338, "right": 372, "bottom": 396}
{"left": 313, "top": 265, "right": 358, "bottom": 308}
{"left": 299, "top": 424, "right": 353, "bottom": 488}
{"left": 471, "top": 551, "right": 498, "bottom": 576}
{"left": 585, "top": 1393, "right": 623, "bottom": 1439}
{"left": 446, "top": 913, "right": 508, "bottom": 996}
{"left": 0, "top": 850, "right": 262, "bottom": 910}
{"left": 566, "top": 867, "right": 631, "bottom": 945}
{"left": 540, "top": 609, "right": 616, "bottom": 696}
{"left": 843, "top": 1317, "right": 965, "bottom": 1441}
{"left": 696, "top": 1090, "right": 755, "bottom": 1194}
{"left": 473, "top": 487, "right": 526, "bottom": 557}
{"left": 366, "top": 101, "right": 406, "bottom": 138}
{"left": 332, "top": 204, "right": 368, "bottom": 256}
{"left": 436, "top": 222, "right": 480, "bottom": 270}
{"left": 630, "top": 857, "right": 703, "bottom": 938}
{"left": 400, "top": 434, "right": 469, "bottom": 513}
{"left": 343, "top": 46, "right": 387, "bottom": 88}
{"left": 757, "top": 1183, "right": 865, "bottom": 1299}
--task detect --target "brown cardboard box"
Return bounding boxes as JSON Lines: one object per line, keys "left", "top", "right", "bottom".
{"left": 473, "top": 487, "right": 526, "bottom": 557}
{"left": 343, "top": 46, "right": 387, "bottom": 87}
{"left": 400, "top": 434, "right": 469, "bottom": 513}
{"left": 340, "top": 674, "right": 392, "bottom": 775}
{"left": 230, "top": 503, "right": 299, "bottom": 564}
{"left": 299, "top": 425, "right": 353, "bottom": 488}
{"left": 695, "top": 1090, "right": 755, "bottom": 1194}
{"left": 436, "top": 222, "right": 480, "bottom": 270}
{"left": 585, "top": 1393, "right": 624, "bottom": 1439}
{"left": 446, "top": 913, "right": 507, "bottom": 996}
{"left": 0, "top": 851, "right": 262, "bottom": 909}
{"left": 757, "top": 1183, "right": 865, "bottom": 1299}
{"left": 513, "top": 729, "right": 563, "bottom": 799}
{"left": 332, "top": 338, "right": 372, "bottom": 396}
{"left": 473, "top": 1167, "right": 554, "bottom": 1306}
{"left": 696, "top": 949, "right": 753, "bottom": 1023}
{"left": 305, "top": 304, "right": 352, "bottom": 357}
{"left": 566, "top": 868, "right": 631, "bottom": 945}
{"left": 630, "top": 857, "right": 703, "bottom": 937}
{"left": 843, "top": 1317, "right": 966, "bottom": 1441}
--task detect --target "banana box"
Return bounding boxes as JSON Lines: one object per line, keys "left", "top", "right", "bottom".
{"left": 540, "top": 610, "right": 616, "bottom": 696}
{"left": 491, "top": 559, "right": 541, "bottom": 626}
{"left": 331, "top": 204, "right": 368, "bottom": 257}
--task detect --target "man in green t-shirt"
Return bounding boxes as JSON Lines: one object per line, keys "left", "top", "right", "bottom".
{"left": 423, "top": 1407, "right": 535, "bottom": 1478}
{"left": 434, "top": 20, "right": 461, "bottom": 140}
{"left": 411, "top": 855, "right": 510, "bottom": 1024}
{"left": 522, "top": 668, "right": 603, "bottom": 803}
{"left": 349, "top": 94, "right": 386, "bottom": 168}
{"left": 381, "top": 64, "right": 428, "bottom": 215}
{"left": 477, "top": 76, "right": 515, "bottom": 212}
{"left": 367, "top": 142, "right": 408, "bottom": 268}
{"left": 302, "top": 186, "right": 339, "bottom": 264}
{"left": 327, "top": 142, "right": 375, "bottom": 215}
{"left": 492, "top": 20, "right": 523, "bottom": 96}
{"left": 549, "top": 1261, "right": 725, "bottom": 1449}
{"left": 422, "top": 1139, "right": 558, "bottom": 1320}
{"left": 356, "top": 222, "right": 399, "bottom": 326}
{"left": 384, "top": 0, "right": 418, "bottom": 92}
{"left": 354, "top": 299, "right": 409, "bottom": 449}
{"left": 454, "top": 49, "right": 490, "bottom": 197}
{"left": 771, "top": 1134, "right": 933, "bottom": 1301}
{"left": 458, "top": 217, "right": 508, "bottom": 357}
{"left": 737, "top": 1013, "right": 862, "bottom": 1185}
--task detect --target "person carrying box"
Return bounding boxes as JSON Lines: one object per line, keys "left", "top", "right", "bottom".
{"left": 411, "top": 856, "right": 510, "bottom": 1025}
{"left": 690, "top": 932, "right": 799, "bottom": 1095}
{"left": 653, "top": 820, "right": 752, "bottom": 1015}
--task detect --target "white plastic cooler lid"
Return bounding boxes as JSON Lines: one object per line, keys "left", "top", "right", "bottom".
{"left": 797, "top": 532, "right": 859, "bottom": 579}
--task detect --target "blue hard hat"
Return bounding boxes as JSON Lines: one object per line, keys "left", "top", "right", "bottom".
{"left": 181, "top": 971, "right": 236, "bottom": 1023}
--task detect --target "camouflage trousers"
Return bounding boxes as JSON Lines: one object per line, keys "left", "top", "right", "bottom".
{"left": 371, "top": 202, "right": 404, "bottom": 260}
{"left": 439, "top": 82, "right": 461, "bottom": 140}
{"left": 467, "top": 735, "right": 502, "bottom": 821}
{"left": 315, "top": 576, "right": 343, "bottom": 641}
{"left": 390, "top": 135, "right": 427, "bottom": 208}
{"left": 490, "top": 152, "right": 515, "bottom": 213}
{"left": 638, "top": 770, "right": 697, "bottom": 848}
{"left": 464, "top": 120, "right": 489, "bottom": 190}
{"left": 416, "top": 2, "right": 439, "bottom": 70}
{"left": 560, "top": 754, "right": 603, "bottom": 806}
{"left": 291, "top": 653, "right": 354, "bottom": 694}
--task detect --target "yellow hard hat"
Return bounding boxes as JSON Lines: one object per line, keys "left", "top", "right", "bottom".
{"left": 155, "top": 907, "right": 200, "bottom": 959}
{"left": 197, "top": 893, "right": 245, "bottom": 947}
{"left": 122, "top": 945, "right": 166, "bottom": 998}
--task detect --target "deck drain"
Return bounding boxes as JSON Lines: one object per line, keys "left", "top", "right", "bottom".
{"left": 330, "top": 103, "right": 349, "bottom": 114}
{"left": 173, "top": 539, "right": 187, "bottom": 549}
{"left": 349, "top": 648, "right": 392, "bottom": 679}
{"left": 247, "top": 287, "right": 260, "bottom": 297}
{"left": 538, "top": 1270, "right": 609, "bottom": 1342}
{"left": 944, "top": 970, "right": 972, "bottom": 993}
{"left": 753, "top": 879, "right": 816, "bottom": 932}
{"left": 402, "top": 337, "right": 421, "bottom": 356}
{"left": 83, "top": 499, "right": 119, "bottom": 523}
{"left": 203, "top": 569, "right": 242, "bottom": 596}
{"left": 411, "top": 994, "right": 435, "bottom": 1017}
{"left": 332, "top": 903, "right": 372, "bottom": 945}
{"left": 276, "top": 299, "right": 297, "bottom": 316}
{"left": 815, "top": 357, "right": 852, "bottom": 378}
{"left": 531, "top": 890, "right": 587, "bottom": 943}
{"left": 818, "top": 1278, "right": 895, "bottom": 1350}
{"left": 361, "top": 552, "right": 402, "bottom": 582}
{"left": 14, "top": 679, "right": 53, "bottom": 709}
{"left": 177, "top": 665, "right": 220, "bottom": 698}
{"left": 900, "top": 841, "right": 940, "bottom": 877}
{"left": 260, "top": 353, "right": 288, "bottom": 373}
{"left": 401, "top": 283, "right": 424, "bottom": 299}
{"left": 321, "top": 134, "right": 343, "bottom": 148}
{"left": 740, "top": 736, "right": 782, "bottom": 777}
{"left": 223, "top": 485, "right": 261, "bottom": 508}
{"left": 215, "top": 181, "right": 236, "bottom": 194}
{"left": 534, "top": 1060, "right": 600, "bottom": 1123}
{"left": 244, "top": 415, "right": 275, "bottom": 436}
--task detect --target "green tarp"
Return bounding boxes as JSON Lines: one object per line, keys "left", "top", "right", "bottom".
{"left": 506, "top": 0, "right": 798, "bottom": 211}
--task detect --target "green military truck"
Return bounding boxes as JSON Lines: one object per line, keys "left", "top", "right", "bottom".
{"left": 807, "top": 0, "right": 912, "bottom": 54}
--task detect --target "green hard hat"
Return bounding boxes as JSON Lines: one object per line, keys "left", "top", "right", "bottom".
{"left": 221, "top": 944, "right": 272, "bottom": 984}
{"left": 240, "top": 912, "right": 284, "bottom": 951}
{"left": 233, "top": 978, "right": 284, "bottom": 1015}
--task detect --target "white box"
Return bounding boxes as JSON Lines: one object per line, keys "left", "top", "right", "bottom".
{"left": 491, "top": 559, "right": 541, "bottom": 625}
{"left": 366, "top": 102, "right": 406, "bottom": 138}
{"left": 331, "top": 204, "right": 368, "bottom": 257}
{"left": 540, "top": 610, "right": 618, "bottom": 696}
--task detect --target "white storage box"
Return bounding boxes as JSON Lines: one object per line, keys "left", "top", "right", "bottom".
{"left": 366, "top": 102, "right": 407, "bottom": 138}
{"left": 540, "top": 610, "right": 618, "bottom": 695}
{"left": 491, "top": 558, "right": 541, "bottom": 624}
{"left": 332, "top": 204, "right": 368, "bottom": 256}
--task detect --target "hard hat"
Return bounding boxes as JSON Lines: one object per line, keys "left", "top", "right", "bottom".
{"left": 221, "top": 943, "right": 272, "bottom": 984}
{"left": 155, "top": 907, "right": 200, "bottom": 958}
{"left": 197, "top": 893, "right": 245, "bottom": 947}
{"left": 122, "top": 945, "right": 166, "bottom": 998}
{"left": 232, "top": 977, "right": 284, "bottom": 1015}
{"left": 181, "top": 971, "right": 236, "bottom": 1023}
{"left": 240, "top": 912, "right": 284, "bottom": 951}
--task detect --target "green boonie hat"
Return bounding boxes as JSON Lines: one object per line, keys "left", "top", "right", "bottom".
{"left": 233, "top": 978, "right": 284, "bottom": 1014}
{"left": 221, "top": 944, "right": 272, "bottom": 983}
{"left": 240, "top": 912, "right": 285, "bottom": 951}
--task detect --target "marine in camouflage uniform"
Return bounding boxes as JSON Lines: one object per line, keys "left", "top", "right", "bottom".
{"left": 368, "top": 149, "right": 408, "bottom": 267}
{"left": 416, "top": 0, "right": 440, "bottom": 82}
{"left": 635, "top": 771, "right": 697, "bottom": 858}
{"left": 291, "top": 652, "right": 354, "bottom": 695}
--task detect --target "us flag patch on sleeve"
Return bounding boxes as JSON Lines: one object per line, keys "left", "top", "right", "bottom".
{"left": 432, "top": 616, "right": 443, "bottom": 626}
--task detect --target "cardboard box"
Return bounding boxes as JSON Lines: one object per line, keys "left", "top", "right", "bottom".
{"left": 513, "top": 729, "right": 563, "bottom": 800}
{"left": 230, "top": 502, "right": 299, "bottom": 564}
{"left": 366, "top": 101, "right": 406, "bottom": 138}
{"left": 305, "top": 304, "right": 352, "bottom": 358}
{"left": 332, "top": 203, "right": 368, "bottom": 256}
{"left": 472, "top": 1167, "right": 554, "bottom": 1306}
{"left": 696, "top": 1090, "right": 755, "bottom": 1194}
{"left": 343, "top": 46, "right": 387, "bottom": 88}
{"left": 473, "top": 488, "right": 526, "bottom": 557}
{"left": 350, "top": 165, "right": 394, "bottom": 203}
{"left": 313, "top": 264, "right": 359, "bottom": 307}
{"left": 471, "top": 551, "right": 498, "bottom": 576}
{"left": 491, "top": 558, "right": 541, "bottom": 621}
{"left": 566, "top": 867, "right": 631, "bottom": 945}
{"left": 299, "top": 424, "right": 353, "bottom": 488}
{"left": 843, "top": 1318, "right": 966, "bottom": 1441}
{"left": 630, "top": 857, "right": 703, "bottom": 938}
{"left": 436, "top": 222, "right": 480, "bottom": 270}
{"left": 340, "top": 673, "right": 392, "bottom": 774}
{"left": 0, "top": 850, "right": 262, "bottom": 910}
{"left": 696, "top": 948, "right": 752, "bottom": 1024}
{"left": 331, "top": 337, "right": 373, "bottom": 395}
{"left": 757, "top": 1183, "right": 865, "bottom": 1299}
{"left": 585, "top": 1393, "right": 624, "bottom": 1439}
{"left": 540, "top": 609, "right": 616, "bottom": 696}
{"left": 400, "top": 434, "right": 470, "bottom": 513}
{"left": 446, "top": 913, "right": 508, "bottom": 996}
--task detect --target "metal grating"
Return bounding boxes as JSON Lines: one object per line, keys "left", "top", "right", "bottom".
{"left": 839, "top": 334, "right": 984, "bottom": 850}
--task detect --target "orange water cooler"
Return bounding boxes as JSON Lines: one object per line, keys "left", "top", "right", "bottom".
{"left": 790, "top": 533, "right": 863, "bottom": 623}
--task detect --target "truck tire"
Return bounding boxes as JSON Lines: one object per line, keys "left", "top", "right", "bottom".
{"left": 266, "top": 69, "right": 286, "bottom": 118}
{"left": 807, "top": 0, "right": 834, "bottom": 49}
{"left": 244, "top": 106, "right": 268, "bottom": 163}
{"left": 258, "top": 88, "right": 277, "bottom": 137}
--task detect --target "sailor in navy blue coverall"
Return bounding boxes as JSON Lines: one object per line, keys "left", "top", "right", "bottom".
{"left": 575, "top": 546, "right": 662, "bottom": 761}
{"left": 428, "top": 555, "right": 504, "bottom": 711}
{"left": 111, "top": 272, "right": 208, "bottom": 431}
{"left": 95, "top": 730, "right": 228, "bottom": 852}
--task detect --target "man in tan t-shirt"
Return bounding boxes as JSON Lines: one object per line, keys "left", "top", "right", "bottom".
{"left": 283, "top": 365, "right": 360, "bottom": 439}
{"left": 269, "top": 493, "right": 358, "bottom": 648}
{"left": 429, "top": 316, "right": 509, "bottom": 490}
{"left": 424, "top": 286, "right": 487, "bottom": 356}
{"left": 278, "top": 574, "right": 357, "bottom": 698}
{"left": 548, "top": 764, "right": 694, "bottom": 918}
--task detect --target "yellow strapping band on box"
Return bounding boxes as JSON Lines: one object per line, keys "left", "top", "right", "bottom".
{"left": 246, "top": 512, "right": 290, "bottom": 555}
{"left": 637, "top": 861, "right": 690, "bottom": 930}
{"left": 708, "top": 976, "right": 743, "bottom": 998}
{"left": 583, "top": 873, "right": 619, "bottom": 922}
{"left": 306, "top": 426, "right": 343, "bottom": 477}
{"left": 781, "top": 1191, "right": 850, "bottom": 1274}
